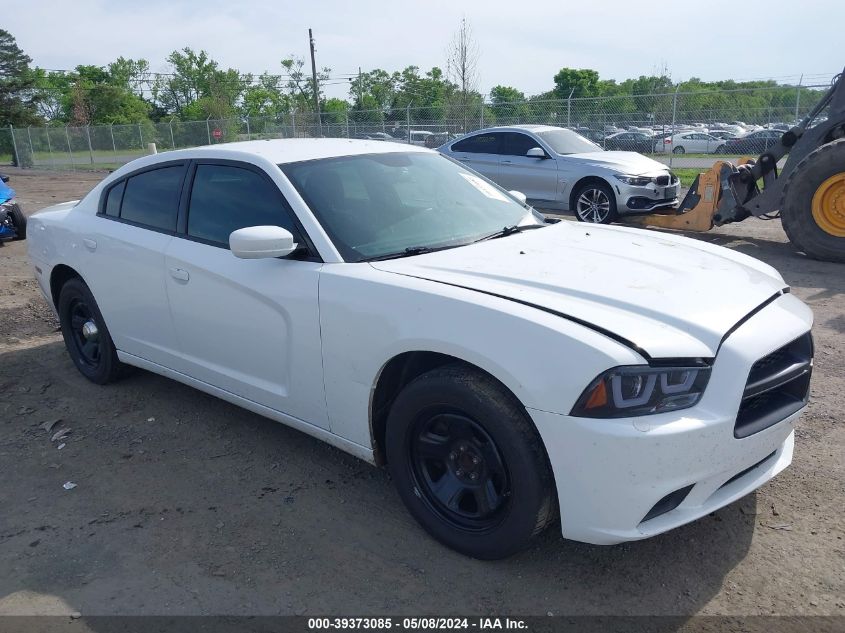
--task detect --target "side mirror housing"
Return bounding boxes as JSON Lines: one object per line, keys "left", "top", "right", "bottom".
{"left": 526, "top": 147, "right": 547, "bottom": 159}
{"left": 229, "top": 226, "right": 298, "bottom": 259}
{"left": 0, "top": 174, "right": 9, "bottom": 183}
{"left": 508, "top": 190, "right": 527, "bottom": 204}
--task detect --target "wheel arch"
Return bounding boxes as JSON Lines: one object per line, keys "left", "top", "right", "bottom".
{"left": 49, "top": 264, "right": 85, "bottom": 309}
{"left": 368, "top": 350, "right": 546, "bottom": 468}
{"left": 568, "top": 175, "right": 614, "bottom": 211}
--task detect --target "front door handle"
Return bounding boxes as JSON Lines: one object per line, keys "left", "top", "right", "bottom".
{"left": 169, "top": 267, "right": 190, "bottom": 282}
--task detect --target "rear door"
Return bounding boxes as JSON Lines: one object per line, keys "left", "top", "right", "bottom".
{"left": 163, "top": 160, "right": 328, "bottom": 428}
{"left": 495, "top": 132, "right": 559, "bottom": 202}
{"left": 81, "top": 162, "right": 186, "bottom": 367}
{"left": 447, "top": 132, "right": 503, "bottom": 180}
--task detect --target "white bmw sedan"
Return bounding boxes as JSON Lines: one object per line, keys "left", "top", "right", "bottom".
{"left": 27, "top": 139, "right": 813, "bottom": 559}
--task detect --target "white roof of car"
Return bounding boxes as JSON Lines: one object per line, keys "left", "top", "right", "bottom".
{"left": 131, "top": 138, "right": 432, "bottom": 170}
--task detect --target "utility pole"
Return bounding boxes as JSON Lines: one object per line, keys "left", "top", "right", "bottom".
{"left": 795, "top": 74, "right": 803, "bottom": 121}
{"left": 309, "top": 28, "right": 322, "bottom": 135}
{"left": 358, "top": 66, "right": 363, "bottom": 105}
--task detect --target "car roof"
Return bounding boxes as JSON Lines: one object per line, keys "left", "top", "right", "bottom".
{"left": 467, "top": 124, "right": 563, "bottom": 134}
{"left": 130, "top": 138, "right": 432, "bottom": 168}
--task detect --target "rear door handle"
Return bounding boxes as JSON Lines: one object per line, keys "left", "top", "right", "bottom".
{"left": 169, "top": 267, "right": 190, "bottom": 282}
{"left": 82, "top": 238, "right": 97, "bottom": 251}
{"left": 501, "top": 160, "right": 512, "bottom": 164}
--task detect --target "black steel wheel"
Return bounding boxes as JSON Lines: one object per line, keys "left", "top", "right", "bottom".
{"left": 386, "top": 364, "right": 556, "bottom": 559}
{"left": 58, "top": 277, "right": 129, "bottom": 384}
{"left": 409, "top": 410, "right": 511, "bottom": 531}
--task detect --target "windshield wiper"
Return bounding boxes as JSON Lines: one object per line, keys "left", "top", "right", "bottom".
{"left": 364, "top": 244, "right": 454, "bottom": 262}
{"left": 473, "top": 223, "right": 546, "bottom": 243}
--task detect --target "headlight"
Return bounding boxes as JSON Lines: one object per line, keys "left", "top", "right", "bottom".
{"left": 571, "top": 364, "right": 711, "bottom": 418}
{"left": 614, "top": 175, "right": 652, "bottom": 186}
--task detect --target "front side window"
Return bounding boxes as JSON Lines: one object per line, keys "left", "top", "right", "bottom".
{"left": 502, "top": 132, "right": 543, "bottom": 156}
{"left": 281, "top": 152, "right": 540, "bottom": 262}
{"left": 187, "top": 164, "right": 299, "bottom": 246}
{"left": 119, "top": 166, "right": 184, "bottom": 232}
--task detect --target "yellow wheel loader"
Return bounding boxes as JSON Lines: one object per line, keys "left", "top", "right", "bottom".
{"left": 624, "top": 70, "right": 845, "bottom": 263}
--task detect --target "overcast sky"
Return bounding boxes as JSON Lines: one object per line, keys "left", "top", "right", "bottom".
{"left": 6, "top": 0, "right": 843, "bottom": 99}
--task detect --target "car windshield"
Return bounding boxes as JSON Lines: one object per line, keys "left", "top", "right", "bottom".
{"left": 281, "top": 152, "right": 541, "bottom": 262}
{"left": 536, "top": 129, "right": 603, "bottom": 154}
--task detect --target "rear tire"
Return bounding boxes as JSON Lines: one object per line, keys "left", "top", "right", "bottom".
{"left": 781, "top": 139, "right": 845, "bottom": 263}
{"left": 8, "top": 203, "right": 26, "bottom": 240}
{"left": 385, "top": 364, "right": 556, "bottom": 559}
{"left": 58, "top": 278, "right": 130, "bottom": 384}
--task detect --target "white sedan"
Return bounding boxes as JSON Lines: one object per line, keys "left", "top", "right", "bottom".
{"left": 27, "top": 139, "right": 813, "bottom": 559}
{"left": 655, "top": 132, "right": 727, "bottom": 154}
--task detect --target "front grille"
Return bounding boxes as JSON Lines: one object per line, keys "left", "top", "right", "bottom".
{"left": 735, "top": 333, "right": 813, "bottom": 439}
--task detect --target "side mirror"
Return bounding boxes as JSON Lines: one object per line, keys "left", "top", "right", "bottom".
{"left": 0, "top": 174, "right": 9, "bottom": 183}
{"left": 508, "top": 190, "right": 527, "bottom": 204}
{"left": 526, "top": 147, "right": 547, "bottom": 159}
{"left": 229, "top": 226, "right": 298, "bottom": 259}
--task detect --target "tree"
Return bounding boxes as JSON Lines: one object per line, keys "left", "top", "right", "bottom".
{"left": 0, "top": 29, "right": 41, "bottom": 127}
{"left": 552, "top": 68, "right": 601, "bottom": 99}
{"left": 280, "top": 56, "right": 330, "bottom": 112}
{"left": 446, "top": 17, "right": 480, "bottom": 124}
{"left": 489, "top": 85, "right": 526, "bottom": 123}
{"left": 153, "top": 48, "right": 245, "bottom": 120}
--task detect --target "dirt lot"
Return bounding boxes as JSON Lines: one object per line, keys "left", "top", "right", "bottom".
{"left": 0, "top": 167, "right": 843, "bottom": 618}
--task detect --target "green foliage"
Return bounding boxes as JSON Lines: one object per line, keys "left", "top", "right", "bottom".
{"left": 553, "top": 68, "right": 601, "bottom": 99}
{"left": 0, "top": 29, "right": 41, "bottom": 127}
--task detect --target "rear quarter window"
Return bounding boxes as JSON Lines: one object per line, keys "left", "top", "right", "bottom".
{"left": 119, "top": 166, "right": 184, "bottom": 232}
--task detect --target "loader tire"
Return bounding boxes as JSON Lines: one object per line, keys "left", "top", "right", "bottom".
{"left": 781, "top": 139, "right": 845, "bottom": 263}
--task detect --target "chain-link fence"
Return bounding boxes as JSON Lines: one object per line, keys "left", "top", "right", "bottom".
{"left": 2, "top": 84, "right": 830, "bottom": 174}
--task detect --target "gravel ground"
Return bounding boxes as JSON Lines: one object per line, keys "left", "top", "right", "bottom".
{"left": 0, "top": 167, "right": 842, "bottom": 618}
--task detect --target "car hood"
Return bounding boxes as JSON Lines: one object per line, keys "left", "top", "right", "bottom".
{"left": 563, "top": 150, "right": 666, "bottom": 175}
{"left": 369, "top": 222, "right": 787, "bottom": 359}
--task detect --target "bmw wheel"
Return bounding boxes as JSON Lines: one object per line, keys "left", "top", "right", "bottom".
{"left": 572, "top": 181, "right": 618, "bottom": 224}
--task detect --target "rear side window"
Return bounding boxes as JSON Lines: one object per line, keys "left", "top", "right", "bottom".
{"left": 104, "top": 180, "right": 125, "bottom": 217}
{"left": 187, "top": 164, "right": 300, "bottom": 246}
{"left": 451, "top": 133, "right": 501, "bottom": 154}
{"left": 119, "top": 166, "right": 184, "bottom": 232}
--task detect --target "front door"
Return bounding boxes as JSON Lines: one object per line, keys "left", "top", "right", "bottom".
{"left": 163, "top": 160, "right": 328, "bottom": 428}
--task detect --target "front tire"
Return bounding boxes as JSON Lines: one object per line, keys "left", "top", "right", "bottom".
{"left": 58, "top": 277, "right": 129, "bottom": 384}
{"left": 781, "top": 139, "right": 845, "bottom": 263}
{"left": 673, "top": 146, "right": 685, "bottom": 154}
{"left": 572, "top": 180, "right": 618, "bottom": 224}
{"left": 385, "top": 365, "right": 555, "bottom": 559}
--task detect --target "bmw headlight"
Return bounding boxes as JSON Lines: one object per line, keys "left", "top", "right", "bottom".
{"left": 614, "top": 174, "right": 652, "bottom": 186}
{"left": 571, "top": 364, "right": 711, "bottom": 418}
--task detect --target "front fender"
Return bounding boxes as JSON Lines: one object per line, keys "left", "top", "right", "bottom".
{"left": 318, "top": 264, "right": 644, "bottom": 448}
